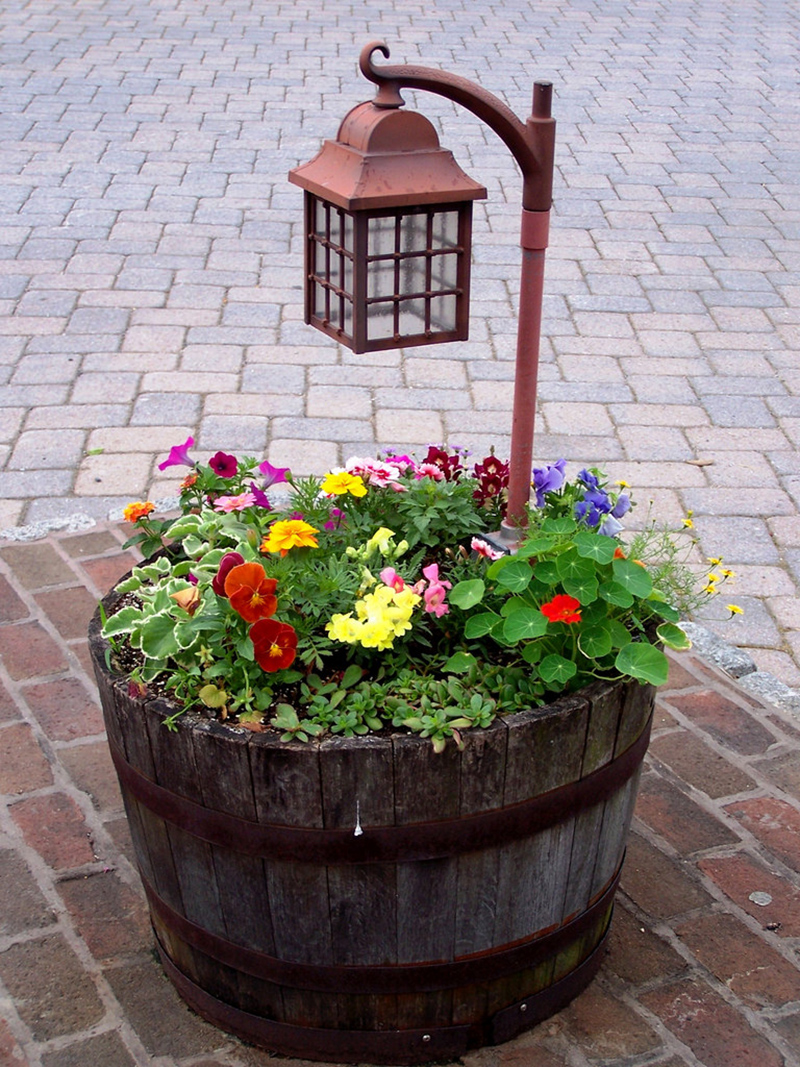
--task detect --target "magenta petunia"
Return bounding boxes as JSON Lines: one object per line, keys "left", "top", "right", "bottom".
{"left": 258, "top": 460, "right": 290, "bottom": 488}
{"left": 209, "top": 451, "right": 238, "bottom": 478}
{"left": 158, "top": 436, "right": 195, "bottom": 471}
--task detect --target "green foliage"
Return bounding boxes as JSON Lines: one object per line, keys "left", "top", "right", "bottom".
{"left": 106, "top": 451, "right": 727, "bottom": 748}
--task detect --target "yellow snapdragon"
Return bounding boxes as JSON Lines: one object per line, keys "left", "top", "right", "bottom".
{"left": 327, "top": 585, "right": 421, "bottom": 651}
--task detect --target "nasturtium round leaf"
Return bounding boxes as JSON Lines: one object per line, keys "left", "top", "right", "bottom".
{"left": 556, "top": 549, "right": 595, "bottom": 583}
{"left": 599, "top": 581, "right": 634, "bottom": 608}
{"left": 562, "top": 574, "right": 599, "bottom": 605}
{"left": 449, "top": 579, "right": 485, "bottom": 610}
{"left": 503, "top": 607, "right": 549, "bottom": 643}
{"left": 534, "top": 560, "right": 560, "bottom": 586}
{"left": 495, "top": 557, "right": 534, "bottom": 593}
{"left": 648, "top": 590, "right": 681, "bottom": 622}
{"left": 574, "top": 530, "right": 618, "bottom": 564}
{"left": 607, "top": 618, "right": 633, "bottom": 648}
{"left": 443, "top": 651, "right": 477, "bottom": 673}
{"left": 541, "top": 517, "right": 576, "bottom": 536}
{"left": 516, "top": 533, "right": 557, "bottom": 558}
{"left": 614, "top": 642, "right": 669, "bottom": 686}
{"left": 578, "top": 625, "right": 613, "bottom": 659}
{"left": 656, "top": 622, "right": 692, "bottom": 651}
{"left": 464, "top": 612, "right": 501, "bottom": 639}
{"left": 612, "top": 557, "right": 653, "bottom": 598}
{"left": 539, "top": 654, "right": 578, "bottom": 685}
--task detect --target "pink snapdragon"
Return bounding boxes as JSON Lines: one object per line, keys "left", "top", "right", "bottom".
{"left": 380, "top": 567, "right": 406, "bottom": 592}
{"left": 421, "top": 562, "right": 451, "bottom": 617}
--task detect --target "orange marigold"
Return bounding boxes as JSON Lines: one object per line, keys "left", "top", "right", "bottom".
{"left": 260, "top": 518, "right": 319, "bottom": 557}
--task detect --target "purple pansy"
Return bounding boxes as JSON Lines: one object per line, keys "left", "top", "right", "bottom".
{"left": 158, "top": 436, "right": 195, "bottom": 471}
{"left": 532, "top": 458, "right": 567, "bottom": 507}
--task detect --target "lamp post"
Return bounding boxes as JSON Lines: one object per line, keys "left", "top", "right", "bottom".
{"left": 289, "top": 42, "right": 555, "bottom": 541}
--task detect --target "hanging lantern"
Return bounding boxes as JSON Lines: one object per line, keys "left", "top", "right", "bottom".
{"left": 289, "top": 100, "right": 486, "bottom": 353}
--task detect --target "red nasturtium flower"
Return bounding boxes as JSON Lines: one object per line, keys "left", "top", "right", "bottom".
{"left": 251, "top": 619, "right": 298, "bottom": 672}
{"left": 223, "top": 562, "right": 277, "bottom": 623}
{"left": 540, "top": 594, "right": 582, "bottom": 625}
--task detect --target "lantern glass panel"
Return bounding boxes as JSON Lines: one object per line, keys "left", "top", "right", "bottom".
{"left": 369, "top": 260, "right": 396, "bottom": 299}
{"left": 432, "top": 209, "right": 459, "bottom": 248}
{"left": 368, "top": 302, "right": 396, "bottom": 341}
{"left": 369, "top": 216, "right": 396, "bottom": 257}
{"left": 429, "top": 293, "right": 457, "bottom": 332}
{"left": 431, "top": 252, "right": 458, "bottom": 290}
{"left": 398, "top": 298, "right": 427, "bottom": 336}
{"left": 400, "top": 213, "right": 429, "bottom": 253}
{"left": 400, "top": 254, "right": 427, "bottom": 296}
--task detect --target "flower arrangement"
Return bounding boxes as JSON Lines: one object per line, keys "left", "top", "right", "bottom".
{"left": 105, "top": 438, "right": 735, "bottom": 750}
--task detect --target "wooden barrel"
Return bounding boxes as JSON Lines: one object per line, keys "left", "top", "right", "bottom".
{"left": 89, "top": 596, "right": 654, "bottom": 1065}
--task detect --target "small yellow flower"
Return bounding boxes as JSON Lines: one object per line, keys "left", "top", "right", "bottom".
{"left": 366, "top": 527, "right": 396, "bottom": 555}
{"left": 707, "top": 572, "right": 720, "bottom": 585}
{"left": 123, "top": 501, "right": 155, "bottom": 523}
{"left": 320, "top": 471, "right": 367, "bottom": 497}
{"left": 708, "top": 556, "right": 723, "bottom": 566}
{"left": 727, "top": 604, "right": 743, "bottom": 616}
{"left": 720, "top": 568, "right": 735, "bottom": 579}
{"left": 261, "top": 518, "right": 319, "bottom": 556}
{"left": 682, "top": 510, "right": 694, "bottom": 529}
{"left": 615, "top": 479, "right": 630, "bottom": 489}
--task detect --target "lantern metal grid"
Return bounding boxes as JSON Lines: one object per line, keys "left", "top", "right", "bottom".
{"left": 303, "top": 194, "right": 474, "bottom": 353}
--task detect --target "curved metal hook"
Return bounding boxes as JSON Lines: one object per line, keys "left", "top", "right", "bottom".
{"left": 359, "top": 41, "right": 405, "bottom": 108}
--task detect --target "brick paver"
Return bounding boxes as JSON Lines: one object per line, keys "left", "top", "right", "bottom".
{"left": 1, "top": 0, "right": 800, "bottom": 694}
{"left": 0, "top": 523, "right": 799, "bottom": 1067}
{"left": 2, "top": 1, "right": 800, "bottom": 1065}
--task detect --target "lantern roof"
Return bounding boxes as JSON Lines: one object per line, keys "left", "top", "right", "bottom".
{"left": 288, "top": 101, "right": 486, "bottom": 212}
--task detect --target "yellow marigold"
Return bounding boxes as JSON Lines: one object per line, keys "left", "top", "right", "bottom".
{"left": 727, "top": 604, "right": 743, "bottom": 616}
{"left": 260, "top": 518, "right": 319, "bottom": 556}
{"left": 321, "top": 471, "right": 368, "bottom": 497}
{"left": 123, "top": 501, "right": 155, "bottom": 523}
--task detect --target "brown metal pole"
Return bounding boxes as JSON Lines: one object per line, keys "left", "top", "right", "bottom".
{"left": 502, "top": 209, "right": 550, "bottom": 536}
{"left": 502, "top": 81, "right": 554, "bottom": 537}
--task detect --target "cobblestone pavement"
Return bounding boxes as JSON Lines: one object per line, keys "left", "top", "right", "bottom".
{"left": 2, "top": 0, "right": 800, "bottom": 689}
{"left": 2, "top": 525, "right": 800, "bottom": 1067}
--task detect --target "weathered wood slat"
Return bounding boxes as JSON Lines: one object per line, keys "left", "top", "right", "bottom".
{"left": 561, "top": 680, "right": 625, "bottom": 919}
{"left": 92, "top": 580, "right": 655, "bottom": 1064}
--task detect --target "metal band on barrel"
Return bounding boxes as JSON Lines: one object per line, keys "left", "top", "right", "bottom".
{"left": 108, "top": 711, "right": 651, "bottom": 864}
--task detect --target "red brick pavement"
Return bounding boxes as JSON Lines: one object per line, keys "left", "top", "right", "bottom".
{"left": 1, "top": 525, "right": 799, "bottom": 1067}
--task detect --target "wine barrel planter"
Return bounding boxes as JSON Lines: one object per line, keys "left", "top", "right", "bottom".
{"left": 89, "top": 590, "right": 654, "bottom": 1065}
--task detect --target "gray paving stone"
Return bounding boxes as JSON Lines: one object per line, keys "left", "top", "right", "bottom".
{"left": 2, "top": 0, "right": 800, "bottom": 696}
